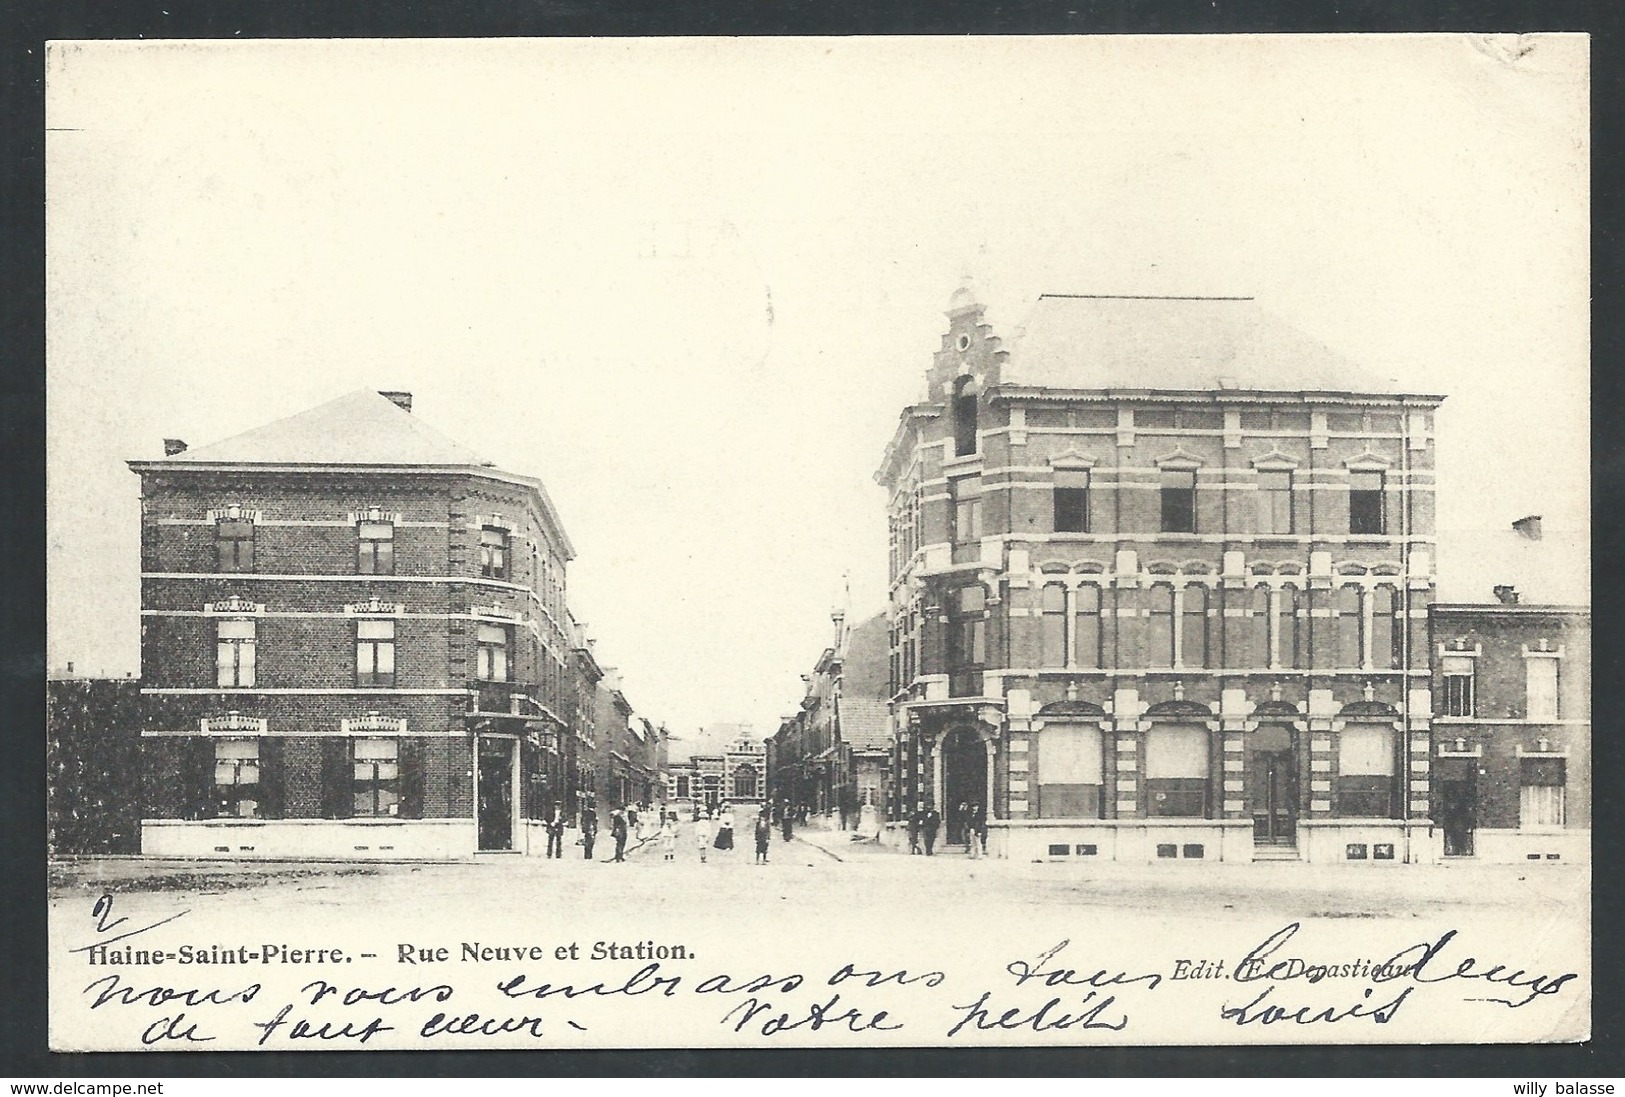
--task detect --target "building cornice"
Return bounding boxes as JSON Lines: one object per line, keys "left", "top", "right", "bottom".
{"left": 128, "top": 460, "right": 577, "bottom": 561}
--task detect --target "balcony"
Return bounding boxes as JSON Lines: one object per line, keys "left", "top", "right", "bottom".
{"left": 469, "top": 679, "right": 542, "bottom": 719}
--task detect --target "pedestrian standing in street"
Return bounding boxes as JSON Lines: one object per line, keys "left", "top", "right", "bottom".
{"left": 580, "top": 803, "right": 598, "bottom": 860}
{"left": 966, "top": 802, "right": 983, "bottom": 859}
{"left": 611, "top": 809, "right": 629, "bottom": 863}
{"left": 715, "top": 805, "right": 735, "bottom": 853}
{"left": 545, "top": 803, "right": 566, "bottom": 859}
{"left": 695, "top": 811, "right": 712, "bottom": 863}
{"left": 754, "top": 811, "right": 772, "bottom": 864}
{"left": 923, "top": 806, "right": 940, "bottom": 856}
{"left": 659, "top": 815, "right": 677, "bottom": 861}
{"left": 907, "top": 807, "right": 921, "bottom": 855}
{"left": 780, "top": 806, "right": 793, "bottom": 843}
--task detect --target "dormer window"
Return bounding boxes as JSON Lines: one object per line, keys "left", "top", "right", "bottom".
{"left": 952, "top": 377, "right": 978, "bottom": 457}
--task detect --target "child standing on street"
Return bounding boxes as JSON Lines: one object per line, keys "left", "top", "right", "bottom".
{"left": 754, "top": 812, "right": 772, "bottom": 864}
{"left": 694, "top": 812, "right": 712, "bottom": 863}
{"left": 660, "top": 816, "right": 677, "bottom": 861}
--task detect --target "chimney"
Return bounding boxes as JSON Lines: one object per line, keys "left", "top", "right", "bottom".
{"left": 1512, "top": 515, "right": 1543, "bottom": 541}
{"left": 163, "top": 439, "right": 188, "bottom": 456}
{"left": 379, "top": 391, "right": 413, "bottom": 413}
{"left": 1493, "top": 584, "right": 1520, "bottom": 606}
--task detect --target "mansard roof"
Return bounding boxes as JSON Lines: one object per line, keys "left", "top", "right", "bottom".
{"left": 999, "top": 295, "right": 1426, "bottom": 397}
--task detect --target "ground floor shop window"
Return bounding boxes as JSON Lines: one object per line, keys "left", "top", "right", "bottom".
{"left": 214, "top": 738, "right": 261, "bottom": 818}
{"left": 353, "top": 738, "right": 400, "bottom": 817}
{"left": 1037, "top": 723, "right": 1103, "bottom": 818}
{"left": 1519, "top": 757, "right": 1566, "bottom": 829}
{"left": 1144, "top": 725, "right": 1209, "bottom": 817}
{"left": 1336, "top": 723, "right": 1397, "bottom": 817}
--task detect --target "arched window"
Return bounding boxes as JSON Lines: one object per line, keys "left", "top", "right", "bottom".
{"left": 1244, "top": 584, "right": 1270, "bottom": 669}
{"left": 1146, "top": 585, "right": 1175, "bottom": 668}
{"left": 953, "top": 377, "right": 978, "bottom": 457}
{"left": 1180, "top": 584, "right": 1208, "bottom": 668}
{"left": 1335, "top": 585, "right": 1363, "bottom": 668}
{"left": 1074, "top": 584, "right": 1103, "bottom": 669}
{"left": 1144, "top": 725, "right": 1210, "bottom": 817}
{"left": 1278, "top": 585, "right": 1301, "bottom": 669}
{"left": 732, "top": 764, "right": 758, "bottom": 800}
{"left": 1372, "top": 585, "right": 1401, "bottom": 670}
{"left": 1036, "top": 723, "right": 1104, "bottom": 819}
{"left": 1040, "top": 584, "right": 1067, "bottom": 668}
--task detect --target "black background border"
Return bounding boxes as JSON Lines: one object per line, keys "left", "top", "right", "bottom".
{"left": 3, "top": 0, "right": 1618, "bottom": 1079}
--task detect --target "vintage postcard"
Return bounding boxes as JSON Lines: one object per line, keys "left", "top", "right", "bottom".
{"left": 45, "top": 35, "right": 1589, "bottom": 1050}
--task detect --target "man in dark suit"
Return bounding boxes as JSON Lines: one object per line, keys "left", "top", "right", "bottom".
{"left": 579, "top": 803, "right": 598, "bottom": 860}
{"left": 545, "top": 804, "right": 566, "bottom": 858}
{"left": 923, "top": 806, "right": 941, "bottom": 855}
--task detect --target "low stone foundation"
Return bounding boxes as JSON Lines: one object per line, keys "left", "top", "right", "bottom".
{"left": 140, "top": 818, "right": 477, "bottom": 860}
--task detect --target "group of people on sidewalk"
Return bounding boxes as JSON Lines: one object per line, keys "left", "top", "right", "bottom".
{"left": 906, "top": 801, "right": 987, "bottom": 858}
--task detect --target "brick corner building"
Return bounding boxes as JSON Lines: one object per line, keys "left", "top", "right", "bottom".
{"left": 878, "top": 287, "right": 1446, "bottom": 864}
{"left": 129, "top": 389, "right": 586, "bottom": 858}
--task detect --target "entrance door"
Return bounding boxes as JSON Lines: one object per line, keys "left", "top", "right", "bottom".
{"left": 941, "top": 726, "right": 987, "bottom": 845}
{"left": 1436, "top": 764, "right": 1477, "bottom": 857}
{"left": 1248, "top": 725, "right": 1298, "bottom": 846}
{"left": 477, "top": 737, "right": 515, "bottom": 851}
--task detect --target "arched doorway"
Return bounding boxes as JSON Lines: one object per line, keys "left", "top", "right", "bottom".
{"left": 941, "top": 725, "right": 987, "bottom": 845}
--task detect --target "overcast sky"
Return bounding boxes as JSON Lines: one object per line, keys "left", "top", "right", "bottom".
{"left": 46, "top": 35, "right": 1589, "bottom": 734}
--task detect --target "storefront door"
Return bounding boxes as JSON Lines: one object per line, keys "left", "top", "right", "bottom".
{"left": 1436, "top": 762, "right": 1477, "bottom": 857}
{"left": 942, "top": 726, "right": 986, "bottom": 845}
{"left": 477, "top": 736, "right": 515, "bottom": 851}
{"left": 1248, "top": 725, "right": 1298, "bottom": 847}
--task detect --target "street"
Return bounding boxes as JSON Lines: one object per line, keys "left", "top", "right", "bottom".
{"left": 47, "top": 812, "right": 1589, "bottom": 1049}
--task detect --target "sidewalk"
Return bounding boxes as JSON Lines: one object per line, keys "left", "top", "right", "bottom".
{"left": 789, "top": 817, "right": 909, "bottom": 863}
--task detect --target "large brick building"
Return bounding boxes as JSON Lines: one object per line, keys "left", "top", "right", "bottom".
{"left": 130, "top": 389, "right": 592, "bottom": 858}
{"left": 878, "top": 288, "right": 1445, "bottom": 864}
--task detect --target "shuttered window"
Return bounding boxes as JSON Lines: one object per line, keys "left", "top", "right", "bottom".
{"left": 1336, "top": 724, "right": 1396, "bottom": 818}
{"left": 1145, "top": 725, "right": 1209, "bottom": 817}
{"left": 1037, "top": 724, "right": 1103, "bottom": 819}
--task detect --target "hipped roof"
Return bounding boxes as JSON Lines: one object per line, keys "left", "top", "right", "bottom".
{"left": 998, "top": 295, "right": 1424, "bottom": 397}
